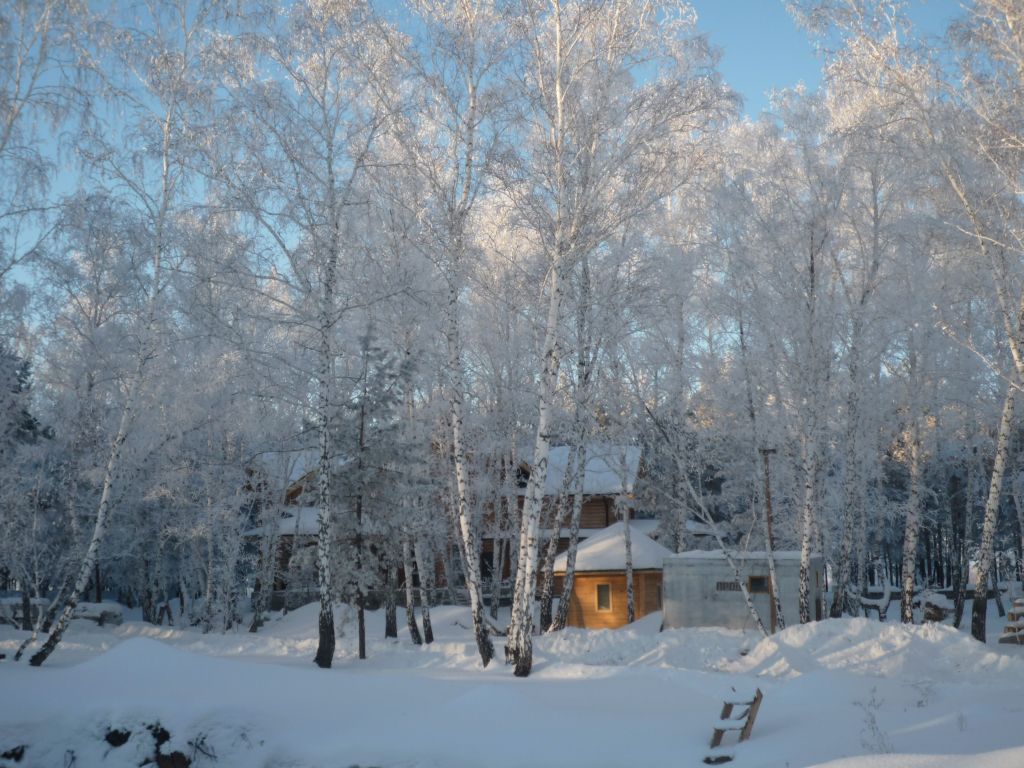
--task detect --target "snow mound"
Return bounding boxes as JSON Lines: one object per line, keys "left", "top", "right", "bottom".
{"left": 809, "top": 746, "right": 1024, "bottom": 768}
{"left": 76, "top": 635, "right": 208, "bottom": 671}
{"left": 5, "top": 606, "right": 1024, "bottom": 767}
{"left": 537, "top": 612, "right": 753, "bottom": 673}
{"left": 725, "top": 618, "right": 1024, "bottom": 681}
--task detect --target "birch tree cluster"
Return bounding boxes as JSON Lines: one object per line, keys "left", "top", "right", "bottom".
{"left": 2, "top": 0, "right": 1024, "bottom": 672}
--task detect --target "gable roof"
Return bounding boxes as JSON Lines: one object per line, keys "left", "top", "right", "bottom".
{"left": 522, "top": 444, "right": 641, "bottom": 496}
{"left": 255, "top": 449, "right": 352, "bottom": 490}
{"left": 552, "top": 521, "right": 673, "bottom": 573}
{"left": 242, "top": 507, "right": 321, "bottom": 538}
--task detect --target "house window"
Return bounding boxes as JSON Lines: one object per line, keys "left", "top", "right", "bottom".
{"left": 748, "top": 576, "right": 769, "bottom": 594}
{"left": 596, "top": 583, "right": 612, "bottom": 611}
{"left": 480, "top": 550, "right": 494, "bottom": 581}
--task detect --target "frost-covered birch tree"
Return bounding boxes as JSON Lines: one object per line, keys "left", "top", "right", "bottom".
{"left": 503, "top": 0, "right": 730, "bottom": 676}
{"left": 29, "top": 0, "right": 227, "bottom": 666}
{"left": 805, "top": 0, "right": 1024, "bottom": 640}
{"left": 946, "top": 0, "right": 1024, "bottom": 643}
{"left": 818, "top": 32, "right": 927, "bottom": 618}
{"left": 210, "top": 0, "right": 398, "bottom": 667}
{"left": 387, "top": 0, "right": 519, "bottom": 668}
{"left": 0, "top": 0, "right": 75, "bottom": 332}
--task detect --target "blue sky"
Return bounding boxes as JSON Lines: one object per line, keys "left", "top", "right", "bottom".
{"left": 688, "top": 0, "right": 965, "bottom": 117}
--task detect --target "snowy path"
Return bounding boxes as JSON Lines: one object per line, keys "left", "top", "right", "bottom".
{"left": 2, "top": 604, "right": 1023, "bottom": 767}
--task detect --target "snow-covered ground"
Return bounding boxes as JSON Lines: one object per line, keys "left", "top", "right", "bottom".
{"left": 2, "top": 603, "right": 1023, "bottom": 767}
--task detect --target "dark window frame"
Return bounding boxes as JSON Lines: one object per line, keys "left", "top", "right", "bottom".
{"left": 748, "top": 575, "right": 769, "bottom": 594}
{"left": 596, "top": 583, "right": 612, "bottom": 612}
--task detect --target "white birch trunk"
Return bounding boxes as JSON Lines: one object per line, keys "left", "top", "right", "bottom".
{"left": 489, "top": 456, "right": 511, "bottom": 620}
{"left": 490, "top": 536, "right": 505, "bottom": 620}
{"left": 738, "top": 311, "right": 784, "bottom": 630}
{"left": 647, "top": 412, "right": 770, "bottom": 636}
{"left": 551, "top": 257, "right": 592, "bottom": 632}
{"left": 673, "top": 467, "right": 689, "bottom": 554}
{"left": 507, "top": 264, "right": 564, "bottom": 676}
{"left": 618, "top": 494, "right": 635, "bottom": 624}
{"left": 833, "top": 338, "right": 864, "bottom": 618}
{"left": 413, "top": 539, "right": 434, "bottom": 644}
{"left": 954, "top": 455, "right": 976, "bottom": 628}
{"left": 312, "top": 202, "right": 339, "bottom": 668}
{"left": 203, "top": 496, "right": 216, "bottom": 633}
{"left": 552, "top": 445, "right": 586, "bottom": 632}
{"left": 312, "top": 342, "right": 336, "bottom": 667}
{"left": 384, "top": 556, "right": 398, "bottom": 639}
{"left": 971, "top": 379, "right": 1017, "bottom": 642}
{"left": 401, "top": 538, "right": 422, "bottom": 645}
{"left": 833, "top": 169, "right": 883, "bottom": 617}
{"left": 446, "top": 272, "right": 493, "bottom": 666}
{"left": 761, "top": 450, "right": 785, "bottom": 631}
{"left": 1012, "top": 482, "right": 1024, "bottom": 595}
{"left": 539, "top": 447, "right": 577, "bottom": 630}
{"left": 798, "top": 436, "right": 818, "bottom": 625}
{"left": 28, "top": 387, "right": 136, "bottom": 666}
{"left": 29, "top": 98, "right": 176, "bottom": 666}
{"left": 250, "top": 496, "right": 280, "bottom": 633}
{"left": 900, "top": 418, "right": 923, "bottom": 623}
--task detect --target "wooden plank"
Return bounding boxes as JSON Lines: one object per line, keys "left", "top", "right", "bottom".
{"left": 710, "top": 702, "right": 734, "bottom": 748}
{"left": 710, "top": 689, "right": 763, "bottom": 753}
{"left": 739, "top": 689, "right": 763, "bottom": 742}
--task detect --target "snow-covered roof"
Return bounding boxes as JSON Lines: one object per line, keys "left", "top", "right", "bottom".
{"left": 628, "top": 518, "right": 659, "bottom": 537}
{"left": 685, "top": 519, "right": 715, "bottom": 537}
{"left": 285, "top": 451, "right": 321, "bottom": 485}
{"left": 522, "top": 444, "right": 642, "bottom": 496}
{"left": 490, "top": 518, "right": 658, "bottom": 542}
{"left": 536, "top": 518, "right": 659, "bottom": 541}
{"left": 255, "top": 450, "right": 352, "bottom": 489}
{"left": 243, "top": 507, "right": 321, "bottom": 538}
{"left": 553, "top": 521, "right": 673, "bottom": 573}
{"left": 668, "top": 549, "right": 820, "bottom": 562}
{"left": 278, "top": 507, "right": 320, "bottom": 535}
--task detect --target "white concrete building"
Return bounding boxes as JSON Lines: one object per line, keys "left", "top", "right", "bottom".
{"left": 661, "top": 550, "right": 825, "bottom": 633}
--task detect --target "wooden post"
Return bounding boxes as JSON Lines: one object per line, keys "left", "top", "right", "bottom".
{"left": 760, "top": 448, "right": 784, "bottom": 631}
{"left": 739, "top": 689, "right": 763, "bottom": 742}
{"left": 760, "top": 448, "right": 777, "bottom": 550}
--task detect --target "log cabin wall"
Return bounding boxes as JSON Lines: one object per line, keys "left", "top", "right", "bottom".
{"left": 554, "top": 570, "right": 663, "bottom": 629}
{"left": 580, "top": 498, "right": 615, "bottom": 528}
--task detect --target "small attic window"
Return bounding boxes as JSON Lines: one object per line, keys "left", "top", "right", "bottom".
{"left": 749, "top": 576, "right": 769, "bottom": 594}
{"left": 596, "top": 583, "right": 612, "bottom": 611}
